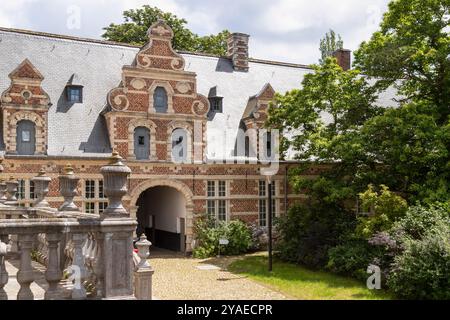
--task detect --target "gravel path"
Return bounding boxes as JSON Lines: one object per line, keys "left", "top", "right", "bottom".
{"left": 150, "top": 250, "right": 287, "bottom": 300}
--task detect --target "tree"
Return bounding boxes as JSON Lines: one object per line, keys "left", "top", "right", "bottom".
{"left": 354, "top": 0, "right": 450, "bottom": 124}
{"left": 102, "top": 5, "right": 230, "bottom": 55}
{"left": 319, "top": 29, "right": 344, "bottom": 64}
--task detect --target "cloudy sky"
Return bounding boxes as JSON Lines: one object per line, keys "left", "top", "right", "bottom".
{"left": 0, "top": 0, "right": 391, "bottom": 64}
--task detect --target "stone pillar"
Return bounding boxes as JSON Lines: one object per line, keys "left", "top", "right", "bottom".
{"left": 5, "top": 177, "right": 19, "bottom": 206}
{"left": 32, "top": 168, "right": 53, "bottom": 210}
{"left": 58, "top": 164, "right": 80, "bottom": 212}
{"left": 0, "top": 239, "right": 8, "bottom": 300}
{"left": 44, "top": 233, "right": 63, "bottom": 300}
{"left": 17, "top": 234, "right": 35, "bottom": 300}
{"left": 100, "top": 152, "right": 132, "bottom": 217}
{"left": 134, "top": 234, "right": 154, "bottom": 300}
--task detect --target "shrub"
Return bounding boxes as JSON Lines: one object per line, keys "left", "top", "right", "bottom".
{"left": 326, "top": 240, "right": 374, "bottom": 280}
{"left": 384, "top": 204, "right": 450, "bottom": 299}
{"left": 356, "top": 185, "right": 408, "bottom": 238}
{"left": 386, "top": 225, "right": 450, "bottom": 299}
{"left": 275, "top": 202, "right": 355, "bottom": 269}
{"left": 192, "top": 217, "right": 252, "bottom": 258}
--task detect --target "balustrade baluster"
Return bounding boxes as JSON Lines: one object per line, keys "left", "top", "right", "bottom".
{"left": 0, "top": 238, "right": 8, "bottom": 300}
{"left": 17, "top": 234, "right": 34, "bottom": 300}
{"left": 70, "top": 233, "right": 87, "bottom": 299}
{"left": 44, "top": 233, "right": 62, "bottom": 300}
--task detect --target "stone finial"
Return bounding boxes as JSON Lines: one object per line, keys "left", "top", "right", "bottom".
{"left": 146, "top": 19, "right": 174, "bottom": 40}
{"left": 58, "top": 164, "right": 80, "bottom": 212}
{"left": 100, "top": 152, "right": 132, "bottom": 217}
{"left": 5, "top": 176, "right": 19, "bottom": 206}
{"left": 135, "top": 234, "right": 152, "bottom": 269}
{"left": 32, "top": 168, "right": 52, "bottom": 209}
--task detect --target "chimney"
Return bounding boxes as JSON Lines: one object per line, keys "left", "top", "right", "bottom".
{"left": 227, "top": 33, "right": 250, "bottom": 72}
{"left": 332, "top": 49, "right": 351, "bottom": 71}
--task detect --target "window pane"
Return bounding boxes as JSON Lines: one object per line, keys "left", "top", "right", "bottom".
{"left": 207, "top": 181, "right": 215, "bottom": 197}
{"left": 85, "top": 180, "right": 95, "bottom": 199}
{"left": 85, "top": 202, "right": 95, "bottom": 214}
{"left": 99, "top": 180, "right": 105, "bottom": 199}
{"left": 99, "top": 201, "right": 108, "bottom": 214}
{"left": 259, "top": 199, "right": 266, "bottom": 227}
{"left": 30, "top": 181, "right": 36, "bottom": 199}
{"left": 154, "top": 87, "right": 168, "bottom": 112}
{"left": 259, "top": 180, "right": 266, "bottom": 196}
{"left": 207, "top": 200, "right": 216, "bottom": 219}
{"left": 17, "top": 180, "right": 25, "bottom": 200}
{"left": 218, "top": 200, "right": 226, "bottom": 221}
{"left": 172, "top": 128, "right": 187, "bottom": 162}
{"left": 218, "top": 181, "right": 226, "bottom": 197}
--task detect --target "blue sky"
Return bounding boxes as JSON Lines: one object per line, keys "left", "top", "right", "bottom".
{"left": 0, "top": 0, "right": 391, "bottom": 64}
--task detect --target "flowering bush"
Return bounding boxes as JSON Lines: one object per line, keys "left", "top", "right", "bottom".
{"left": 192, "top": 216, "right": 252, "bottom": 258}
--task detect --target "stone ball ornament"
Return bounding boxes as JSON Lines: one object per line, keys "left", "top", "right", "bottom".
{"left": 100, "top": 151, "right": 132, "bottom": 217}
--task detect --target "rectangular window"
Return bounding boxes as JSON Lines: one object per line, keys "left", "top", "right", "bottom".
{"left": 98, "top": 180, "right": 105, "bottom": 199}
{"left": 258, "top": 180, "right": 277, "bottom": 227}
{"left": 85, "top": 202, "right": 95, "bottom": 214}
{"left": 259, "top": 199, "right": 266, "bottom": 227}
{"left": 17, "top": 179, "right": 26, "bottom": 200}
{"left": 30, "top": 181, "right": 36, "bottom": 199}
{"left": 85, "top": 180, "right": 95, "bottom": 199}
{"left": 207, "top": 200, "right": 216, "bottom": 219}
{"left": 67, "top": 86, "right": 83, "bottom": 103}
{"left": 207, "top": 181, "right": 215, "bottom": 197}
{"left": 208, "top": 97, "right": 223, "bottom": 113}
{"left": 206, "top": 181, "right": 228, "bottom": 221}
{"left": 218, "top": 200, "right": 227, "bottom": 221}
{"left": 99, "top": 201, "right": 108, "bottom": 214}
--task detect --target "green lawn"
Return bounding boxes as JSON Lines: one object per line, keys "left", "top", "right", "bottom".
{"left": 227, "top": 254, "right": 392, "bottom": 300}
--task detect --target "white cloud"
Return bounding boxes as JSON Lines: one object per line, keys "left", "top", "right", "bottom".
{"left": 0, "top": 0, "right": 390, "bottom": 64}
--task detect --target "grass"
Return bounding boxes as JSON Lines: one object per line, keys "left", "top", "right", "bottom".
{"left": 227, "top": 253, "right": 392, "bottom": 300}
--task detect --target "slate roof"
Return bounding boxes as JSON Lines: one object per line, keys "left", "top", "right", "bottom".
{"left": 0, "top": 27, "right": 398, "bottom": 160}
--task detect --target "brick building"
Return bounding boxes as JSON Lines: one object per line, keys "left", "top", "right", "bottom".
{"left": 0, "top": 21, "right": 395, "bottom": 252}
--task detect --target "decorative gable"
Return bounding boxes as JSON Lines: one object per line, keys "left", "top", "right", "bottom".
{"left": 1, "top": 59, "right": 50, "bottom": 155}
{"left": 242, "top": 83, "right": 275, "bottom": 129}
{"left": 104, "top": 20, "right": 209, "bottom": 163}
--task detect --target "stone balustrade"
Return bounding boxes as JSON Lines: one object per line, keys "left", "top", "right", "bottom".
{"left": 0, "top": 152, "right": 153, "bottom": 300}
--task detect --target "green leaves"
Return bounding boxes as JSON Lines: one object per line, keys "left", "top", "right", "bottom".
{"left": 354, "top": 0, "right": 450, "bottom": 124}
{"left": 102, "top": 5, "right": 230, "bottom": 55}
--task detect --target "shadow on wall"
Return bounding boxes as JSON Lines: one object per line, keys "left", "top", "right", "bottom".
{"left": 78, "top": 116, "right": 112, "bottom": 154}
{"left": 215, "top": 58, "right": 234, "bottom": 73}
{"left": 55, "top": 87, "right": 75, "bottom": 113}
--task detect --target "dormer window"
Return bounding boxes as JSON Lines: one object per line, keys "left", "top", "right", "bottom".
{"left": 66, "top": 85, "right": 83, "bottom": 103}
{"left": 208, "top": 97, "right": 223, "bottom": 113}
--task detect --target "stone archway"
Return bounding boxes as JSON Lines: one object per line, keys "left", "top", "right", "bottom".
{"left": 130, "top": 179, "right": 194, "bottom": 252}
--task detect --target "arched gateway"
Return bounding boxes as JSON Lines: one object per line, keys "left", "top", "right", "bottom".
{"left": 130, "top": 179, "right": 194, "bottom": 252}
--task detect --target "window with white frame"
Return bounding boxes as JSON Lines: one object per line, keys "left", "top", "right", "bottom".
{"left": 206, "top": 180, "right": 228, "bottom": 222}
{"left": 16, "top": 179, "right": 37, "bottom": 207}
{"left": 84, "top": 179, "right": 108, "bottom": 214}
{"left": 258, "top": 180, "right": 277, "bottom": 227}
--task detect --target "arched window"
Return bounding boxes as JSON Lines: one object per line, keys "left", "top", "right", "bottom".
{"left": 134, "top": 127, "right": 150, "bottom": 160}
{"left": 172, "top": 128, "right": 188, "bottom": 163}
{"left": 153, "top": 87, "right": 168, "bottom": 113}
{"left": 16, "top": 120, "right": 36, "bottom": 155}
